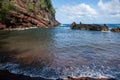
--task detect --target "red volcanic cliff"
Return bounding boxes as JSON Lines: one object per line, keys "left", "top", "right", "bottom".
{"left": 0, "top": 0, "right": 60, "bottom": 30}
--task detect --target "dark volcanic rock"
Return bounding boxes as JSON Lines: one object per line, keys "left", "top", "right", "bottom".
{"left": 70, "top": 22, "right": 108, "bottom": 31}
{"left": 111, "top": 27, "right": 120, "bottom": 32}
{"left": 102, "top": 24, "right": 109, "bottom": 31}
{"left": 70, "top": 22, "right": 77, "bottom": 29}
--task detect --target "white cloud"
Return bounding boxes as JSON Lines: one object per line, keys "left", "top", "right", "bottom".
{"left": 61, "top": 3, "right": 98, "bottom": 16}
{"left": 56, "top": 3, "right": 98, "bottom": 23}
{"left": 97, "top": 0, "right": 120, "bottom": 23}
{"left": 55, "top": 0, "right": 120, "bottom": 24}
{"left": 98, "top": 0, "right": 120, "bottom": 16}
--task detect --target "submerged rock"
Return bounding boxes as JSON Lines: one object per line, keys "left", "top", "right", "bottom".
{"left": 111, "top": 27, "right": 120, "bottom": 32}
{"left": 70, "top": 22, "right": 109, "bottom": 31}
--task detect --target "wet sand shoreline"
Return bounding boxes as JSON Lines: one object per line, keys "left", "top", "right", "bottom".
{"left": 3, "top": 27, "right": 38, "bottom": 31}
{"left": 0, "top": 70, "right": 116, "bottom": 80}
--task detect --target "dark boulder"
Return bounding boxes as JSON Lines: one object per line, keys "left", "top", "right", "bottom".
{"left": 111, "top": 27, "right": 120, "bottom": 32}
{"left": 102, "top": 24, "right": 109, "bottom": 31}
{"left": 70, "top": 22, "right": 77, "bottom": 29}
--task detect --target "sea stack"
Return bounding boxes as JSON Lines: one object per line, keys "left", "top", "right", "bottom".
{"left": 0, "top": 0, "right": 60, "bottom": 30}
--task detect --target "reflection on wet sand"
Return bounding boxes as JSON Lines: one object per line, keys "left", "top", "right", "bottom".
{"left": 15, "top": 49, "right": 55, "bottom": 67}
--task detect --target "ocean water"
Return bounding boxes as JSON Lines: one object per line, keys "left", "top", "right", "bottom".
{"left": 0, "top": 24, "right": 120, "bottom": 79}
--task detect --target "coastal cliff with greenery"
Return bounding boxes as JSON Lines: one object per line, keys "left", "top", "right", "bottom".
{"left": 0, "top": 0, "right": 60, "bottom": 30}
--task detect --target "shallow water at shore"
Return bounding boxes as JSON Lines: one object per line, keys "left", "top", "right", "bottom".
{"left": 0, "top": 24, "right": 120, "bottom": 79}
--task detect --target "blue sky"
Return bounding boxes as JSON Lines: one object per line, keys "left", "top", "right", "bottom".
{"left": 52, "top": 0, "right": 120, "bottom": 24}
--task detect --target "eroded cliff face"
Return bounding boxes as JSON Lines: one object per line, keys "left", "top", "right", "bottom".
{"left": 0, "top": 0, "right": 60, "bottom": 29}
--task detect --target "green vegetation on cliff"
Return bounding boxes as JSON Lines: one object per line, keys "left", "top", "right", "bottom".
{"left": 0, "top": 0, "right": 56, "bottom": 22}
{"left": 40, "top": 0, "right": 56, "bottom": 15}
{"left": 25, "top": 0, "right": 55, "bottom": 15}
{"left": 0, "top": 0, "right": 16, "bottom": 22}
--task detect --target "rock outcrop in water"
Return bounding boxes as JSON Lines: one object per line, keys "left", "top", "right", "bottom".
{"left": 70, "top": 22, "right": 108, "bottom": 31}
{"left": 0, "top": 0, "right": 60, "bottom": 30}
{"left": 111, "top": 27, "right": 120, "bottom": 32}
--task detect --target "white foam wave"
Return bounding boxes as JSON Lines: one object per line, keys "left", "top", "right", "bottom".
{"left": 0, "top": 63, "right": 117, "bottom": 79}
